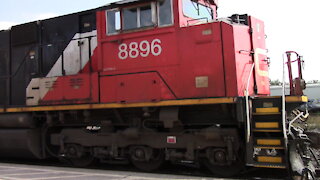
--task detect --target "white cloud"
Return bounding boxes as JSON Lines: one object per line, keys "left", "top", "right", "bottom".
{"left": 0, "top": 21, "right": 16, "bottom": 30}
{"left": 0, "top": 13, "right": 59, "bottom": 31}
{"left": 32, "top": 13, "right": 58, "bottom": 20}
{"left": 0, "top": 13, "right": 57, "bottom": 30}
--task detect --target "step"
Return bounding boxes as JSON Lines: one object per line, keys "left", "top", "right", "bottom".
{"left": 256, "top": 139, "right": 282, "bottom": 146}
{"left": 253, "top": 163, "right": 287, "bottom": 169}
{"left": 253, "top": 129, "right": 282, "bottom": 132}
{"left": 253, "top": 96, "right": 307, "bottom": 103}
{"left": 253, "top": 112, "right": 281, "bottom": 115}
{"left": 256, "top": 107, "right": 280, "bottom": 113}
{"left": 256, "top": 156, "right": 283, "bottom": 163}
{"left": 255, "top": 122, "right": 280, "bottom": 129}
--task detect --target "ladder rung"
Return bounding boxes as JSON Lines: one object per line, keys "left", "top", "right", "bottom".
{"left": 257, "top": 156, "right": 283, "bottom": 163}
{"left": 253, "top": 164, "right": 286, "bottom": 169}
{"left": 256, "top": 139, "right": 282, "bottom": 146}
{"left": 255, "top": 122, "right": 280, "bottom": 129}
{"left": 253, "top": 112, "right": 281, "bottom": 115}
{"left": 253, "top": 129, "right": 282, "bottom": 132}
{"left": 256, "top": 107, "right": 279, "bottom": 113}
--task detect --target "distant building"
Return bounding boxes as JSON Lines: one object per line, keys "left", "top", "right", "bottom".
{"left": 270, "top": 84, "right": 320, "bottom": 100}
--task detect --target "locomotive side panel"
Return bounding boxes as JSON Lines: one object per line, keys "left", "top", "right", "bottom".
{"left": 37, "top": 73, "right": 99, "bottom": 105}
{"left": 41, "top": 12, "right": 98, "bottom": 77}
{"left": 176, "top": 23, "right": 226, "bottom": 98}
{"left": 220, "top": 23, "right": 238, "bottom": 97}
{"left": 11, "top": 22, "right": 40, "bottom": 106}
{"left": 26, "top": 11, "right": 98, "bottom": 106}
{"left": 221, "top": 18, "right": 268, "bottom": 97}
{"left": 0, "top": 30, "right": 10, "bottom": 106}
{"left": 41, "top": 14, "right": 80, "bottom": 77}
{"left": 232, "top": 23, "right": 255, "bottom": 96}
{"left": 9, "top": 12, "right": 98, "bottom": 106}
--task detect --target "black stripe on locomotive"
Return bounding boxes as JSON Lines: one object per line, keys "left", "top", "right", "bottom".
{"left": 0, "top": 9, "right": 97, "bottom": 107}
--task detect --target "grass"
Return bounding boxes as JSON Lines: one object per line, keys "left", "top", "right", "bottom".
{"left": 308, "top": 113, "right": 320, "bottom": 130}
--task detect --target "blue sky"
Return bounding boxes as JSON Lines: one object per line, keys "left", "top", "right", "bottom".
{"left": 0, "top": 0, "right": 111, "bottom": 23}
{"left": 0, "top": 0, "right": 319, "bottom": 81}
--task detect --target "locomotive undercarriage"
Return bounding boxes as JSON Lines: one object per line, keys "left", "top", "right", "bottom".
{"left": 0, "top": 103, "right": 244, "bottom": 177}
{"left": 0, "top": 97, "right": 318, "bottom": 178}
{"left": 47, "top": 104, "right": 243, "bottom": 176}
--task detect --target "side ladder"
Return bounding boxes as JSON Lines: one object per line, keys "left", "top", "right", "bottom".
{"left": 246, "top": 97, "right": 288, "bottom": 169}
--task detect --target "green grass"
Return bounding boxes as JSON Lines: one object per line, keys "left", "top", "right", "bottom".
{"left": 308, "top": 113, "right": 320, "bottom": 130}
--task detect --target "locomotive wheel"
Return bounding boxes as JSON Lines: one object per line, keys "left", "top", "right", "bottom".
{"left": 64, "top": 144, "right": 96, "bottom": 167}
{"left": 202, "top": 148, "right": 245, "bottom": 177}
{"left": 130, "top": 147, "right": 165, "bottom": 172}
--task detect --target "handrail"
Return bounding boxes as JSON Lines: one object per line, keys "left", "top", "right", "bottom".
{"left": 288, "top": 111, "right": 304, "bottom": 138}
{"left": 282, "top": 53, "right": 288, "bottom": 146}
{"left": 245, "top": 63, "right": 255, "bottom": 143}
{"left": 285, "top": 51, "right": 305, "bottom": 96}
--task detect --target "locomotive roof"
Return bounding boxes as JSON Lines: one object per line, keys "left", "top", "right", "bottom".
{"left": 1, "top": 7, "right": 98, "bottom": 31}
{"left": 106, "top": 0, "right": 218, "bottom": 7}
{"left": 109, "top": 0, "right": 145, "bottom": 5}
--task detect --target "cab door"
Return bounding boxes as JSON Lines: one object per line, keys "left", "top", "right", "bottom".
{"left": 250, "top": 17, "right": 270, "bottom": 95}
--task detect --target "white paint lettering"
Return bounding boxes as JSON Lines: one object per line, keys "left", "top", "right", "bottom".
{"left": 118, "top": 39, "right": 162, "bottom": 60}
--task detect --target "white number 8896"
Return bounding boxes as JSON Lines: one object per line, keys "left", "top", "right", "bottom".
{"left": 118, "top": 39, "right": 162, "bottom": 60}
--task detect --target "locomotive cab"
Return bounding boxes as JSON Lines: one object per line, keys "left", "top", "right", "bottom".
{"left": 98, "top": 0, "right": 269, "bottom": 104}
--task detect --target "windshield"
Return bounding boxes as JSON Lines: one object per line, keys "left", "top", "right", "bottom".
{"left": 183, "top": 0, "right": 213, "bottom": 21}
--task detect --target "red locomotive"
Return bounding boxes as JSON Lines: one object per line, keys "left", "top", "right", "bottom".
{"left": 0, "top": 0, "right": 318, "bottom": 178}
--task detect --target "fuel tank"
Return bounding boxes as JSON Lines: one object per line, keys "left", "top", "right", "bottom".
{"left": 0, "top": 113, "right": 35, "bottom": 128}
{"left": 0, "top": 113, "right": 43, "bottom": 159}
{"left": 0, "top": 129, "right": 43, "bottom": 159}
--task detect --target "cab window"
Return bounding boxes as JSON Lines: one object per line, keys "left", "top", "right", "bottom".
{"left": 140, "top": 5, "right": 153, "bottom": 27}
{"left": 183, "top": 0, "right": 213, "bottom": 22}
{"left": 123, "top": 8, "right": 139, "bottom": 30}
{"left": 106, "top": 10, "right": 121, "bottom": 34}
{"left": 123, "top": 4, "right": 156, "bottom": 30}
{"left": 158, "top": 0, "right": 173, "bottom": 26}
{"left": 106, "top": 0, "right": 173, "bottom": 35}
